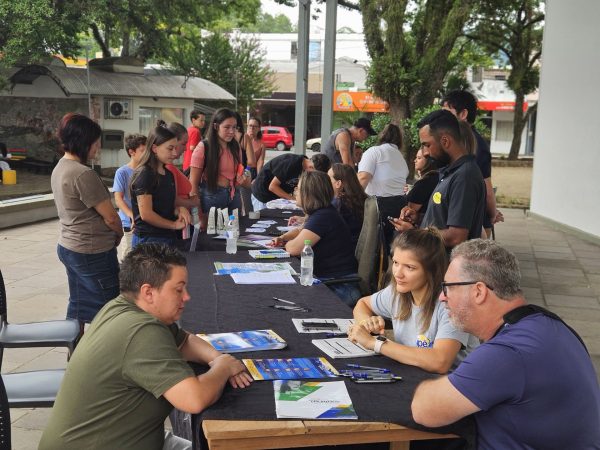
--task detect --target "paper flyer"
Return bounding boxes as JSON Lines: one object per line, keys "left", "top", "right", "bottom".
{"left": 312, "top": 338, "right": 376, "bottom": 359}
{"left": 274, "top": 380, "right": 358, "bottom": 420}
{"left": 197, "top": 329, "right": 287, "bottom": 353}
{"left": 213, "top": 262, "right": 297, "bottom": 276}
{"left": 243, "top": 357, "right": 340, "bottom": 381}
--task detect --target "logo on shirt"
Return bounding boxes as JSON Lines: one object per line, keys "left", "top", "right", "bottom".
{"left": 432, "top": 192, "right": 442, "bottom": 204}
{"left": 416, "top": 334, "right": 433, "bottom": 348}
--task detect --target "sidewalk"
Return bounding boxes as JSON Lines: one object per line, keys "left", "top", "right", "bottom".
{"left": 1, "top": 209, "right": 599, "bottom": 449}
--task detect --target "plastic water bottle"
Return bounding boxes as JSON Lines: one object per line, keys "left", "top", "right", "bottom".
{"left": 225, "top": 214, "right": 238, "bottom": 254}
{"left": 300, "top": 240, "right": 314, "bottom": 286}
{"left": 191, "top": 207, "right": 200, "bottom": 226}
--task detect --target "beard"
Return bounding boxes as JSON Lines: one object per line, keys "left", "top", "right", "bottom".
{"left": 428, "top": 152, "right": 451, "bottom": 167}
{"left": 448, "top": 305, "right": 471, "bottom": 332}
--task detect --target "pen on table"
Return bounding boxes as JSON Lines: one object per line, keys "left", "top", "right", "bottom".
{"left": 326, "top": 332, "right": 348, "bottom": 338}
{"left": 272, "top": 296, "right": 295, "bottom": 305}
{"left": 346, "top": 364, "right": 391, "bottom": 373}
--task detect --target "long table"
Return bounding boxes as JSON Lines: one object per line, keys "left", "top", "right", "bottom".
{"left": 177, "top": 245, "right": 475, "bottom": 450}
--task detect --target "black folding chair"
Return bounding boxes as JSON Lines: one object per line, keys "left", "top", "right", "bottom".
{"left": 0, "top": 269, "right": 81, "bottom": 369}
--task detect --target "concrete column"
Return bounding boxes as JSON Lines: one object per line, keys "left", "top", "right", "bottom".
{"left": 293, "top": 0, "right": 311, "bottom": 155}
{"left": 320, "top": 0, "right": 337, "bottom": 140}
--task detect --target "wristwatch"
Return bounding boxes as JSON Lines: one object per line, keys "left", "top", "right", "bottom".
{"left": 373, "top": 335, "right": 387, "bottom": 354}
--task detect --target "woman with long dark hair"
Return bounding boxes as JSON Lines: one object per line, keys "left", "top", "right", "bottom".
{"left": 52, "top": 113, "right": 123, "bottom": 325}
{"left": 189, "top": 108, "right": 250, "bottom": 216}
{"left": 130, "top": 122, "right": 191, "bottom": 247}
{"left": 348, "top": 228, "right": 478, "bottom": 373}
{"left": 328, "top": 163, "right": 367, "bottom": 248}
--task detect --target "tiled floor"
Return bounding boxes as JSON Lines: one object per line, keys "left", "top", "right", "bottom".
{"left": 1, "top": 209, "right": 599, "bottom": 449}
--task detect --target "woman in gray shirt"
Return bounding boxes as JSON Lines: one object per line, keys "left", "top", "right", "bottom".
{"left": 348, "top": 228, "right": 478, "bottom": 373}
{"left": 52, "top": 113, "right": 123, "bottom": 326}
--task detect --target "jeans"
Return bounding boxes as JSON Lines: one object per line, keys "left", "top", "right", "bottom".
{"left": 131, "top": 234, "right": 175, "bottom": 248}
{"left": 57, "top": 245, "right": 120, "bottom": 323}
{"left": 321, "top": 275, "right": 362, "bottom": 308}
{"left": 200, "top": 184, "right": 241, "bottom": 214}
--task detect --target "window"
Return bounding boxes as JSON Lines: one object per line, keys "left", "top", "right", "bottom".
{"left": 138, "top": 107, "right": 184, "bottom": 134}
{"left": 495, "top": 120, "right": 513, "bottom": 141}
{"left": 291, "top": 41, "right": 298, "bottom": 60}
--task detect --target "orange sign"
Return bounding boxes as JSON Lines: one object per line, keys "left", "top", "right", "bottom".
{"left": 333, "top": 91, "right": 388, "bottom": 113}
{"left": 478, "top": 101, "right": 528, "bottom": 112}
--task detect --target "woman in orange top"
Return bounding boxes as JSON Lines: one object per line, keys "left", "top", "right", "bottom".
{"left": 189, "top": 108, "right": 250, "bottom": 215}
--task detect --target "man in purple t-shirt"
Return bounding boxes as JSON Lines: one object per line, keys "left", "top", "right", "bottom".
{"left": 411, "top": 239, "right": 600, "bottom": 450}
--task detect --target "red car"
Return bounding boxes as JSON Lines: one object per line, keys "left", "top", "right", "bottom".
{"left": 261, "top": 126, "right": 293, "bottom": 151}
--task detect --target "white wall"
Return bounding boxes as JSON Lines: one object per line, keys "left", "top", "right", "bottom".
{"left": 99, "top": 97, "right": 194, "bottom": 169}
{"left": 248, "top": 33, "right": 369, "bottom": 64}
{"left": 530, "top": 0, "right": 600, "bottom": 237}
{"left": 490, "top": 111, "right": 527, "bottom": 155}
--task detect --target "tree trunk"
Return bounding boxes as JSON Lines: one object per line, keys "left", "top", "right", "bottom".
{"left": 90, "top": 23, "right": 111, "bottom": 58}
{"left": 509, "top": 93, "right": 526, "bottom": 160}
{"left": 121, "top": 30, "right": 130, "bottom": 57}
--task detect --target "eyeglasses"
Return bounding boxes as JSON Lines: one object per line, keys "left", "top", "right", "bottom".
{"left": 441, "top": 281, "right": 494, "bottom": 297}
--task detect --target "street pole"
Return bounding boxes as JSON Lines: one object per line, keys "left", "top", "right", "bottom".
{"left": 294, "top": 0, "right": 310, "bottom": 155}
{"left": 321, "top": 0, "right": 337, "bottom": 140}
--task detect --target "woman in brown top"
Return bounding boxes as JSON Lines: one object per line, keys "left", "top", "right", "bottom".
{"left": 51, "top": 113, "right": 123, "bottom": 325}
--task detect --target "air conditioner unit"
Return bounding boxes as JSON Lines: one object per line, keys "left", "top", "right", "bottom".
{"left": 105, "top": 98, "right": 133, "bottom": 119}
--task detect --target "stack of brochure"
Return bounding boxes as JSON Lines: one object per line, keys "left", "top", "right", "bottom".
{"left": 248, "top": 249, "right": 290, "bottom": 259}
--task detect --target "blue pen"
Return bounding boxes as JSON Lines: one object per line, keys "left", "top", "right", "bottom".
{"left": 325, "top": 332, "right": 348, "bottom": 338}
{"left": 346, "top": 364, "right": 391, "bottom": 373}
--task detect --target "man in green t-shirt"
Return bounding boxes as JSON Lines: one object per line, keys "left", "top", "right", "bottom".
{"left": 39, "top": 244, "right": 252, "bottom": 450}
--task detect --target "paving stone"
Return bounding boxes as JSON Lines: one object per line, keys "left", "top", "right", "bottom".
{"left": 573, "top": 249, "right": 600, "bottom": 259}
{"left": 534, "top": 251, "right": 577, "bottom": 261}
{"left": 541, "top": 284, "right": 598, "bottom": 297}
{"left": 578, "top": 257, "right": 600, "bottom": 268}
{"left": 547, "top": 306, "right": 600, "bottom": 323}
{"left": 537, "top": 266, "right": 585, "bottom": 277}
{"left": 11, "top": 408, "right": 52, "bottom": 430}
{"left": 535, "top": 258, "right": 582, "bottom": 269}
{"left": 545, "top": 294, "right": 600, "bottom": 309}
{"left": 521, "top": 287, "right": 543, "bottom": 299}
{"left": 539, "top": 274, "right": 589, "bottom": 286}
{"left": 526, "top": 297, "right": 546, "bottom": 307}
{"left": 11, "top": 426, "right": 43, "bottom": 450}
{"left": 520, "top": 276, "right": 542, "bottom": 288}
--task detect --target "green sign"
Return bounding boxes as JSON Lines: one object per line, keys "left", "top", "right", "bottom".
{"left": 336, "top": 82, "right": 355, "bottom": 89}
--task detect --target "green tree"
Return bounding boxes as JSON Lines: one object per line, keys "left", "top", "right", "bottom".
{"left": 168, "top": 31, "right": 275, "bottom": 113}
{"left": 358, "top": 0, "right": 477, "bottom": 167}
{"left": 241, "top": 12, "right": 295, "bottom": 33}
{"left": 468, "top": 0, "right": 543, "bottom": 159}
{"left": 0, "top": 0, "right": 91, "bottom": 88}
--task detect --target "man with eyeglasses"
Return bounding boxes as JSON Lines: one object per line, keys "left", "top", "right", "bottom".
{"left": 411, "top": 239, "right": 600, "bottom": 450}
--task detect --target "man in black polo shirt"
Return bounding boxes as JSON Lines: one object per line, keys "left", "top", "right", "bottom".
{"left": 251, "top": 153, "right": 331, "bottom": 211}
{"left": 393, "top": 109, "right": 485, "bottom": 249}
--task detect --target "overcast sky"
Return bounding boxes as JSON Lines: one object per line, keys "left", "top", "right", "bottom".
{"left": 261, "top": 0, "right": 364, "bottom": 33}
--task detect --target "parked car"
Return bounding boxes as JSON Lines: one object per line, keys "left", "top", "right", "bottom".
{"left": 305, "top": 137, "right": 321, "bottom": 152}
{"left": 261, "top": 126, "right": 293, "bottom": 151}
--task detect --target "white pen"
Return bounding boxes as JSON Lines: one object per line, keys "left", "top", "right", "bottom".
{"left": 272, "top": 296, "right": 295, "bottom": 305}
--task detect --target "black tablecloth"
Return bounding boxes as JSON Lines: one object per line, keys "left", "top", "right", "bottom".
{"left": 175, "top": 211, "right": 289, "bottom": 253}
{"left": 176, "top": 251, "right": 475, "bottom": 449}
